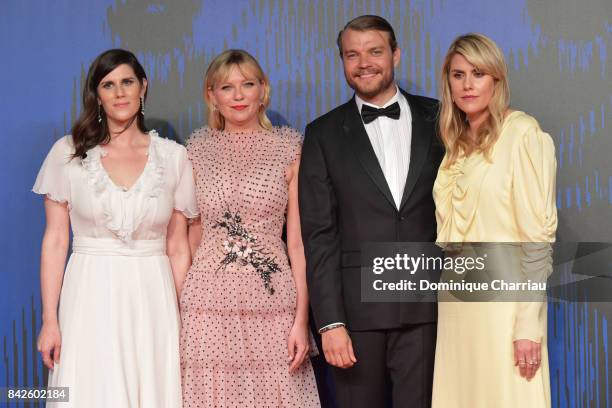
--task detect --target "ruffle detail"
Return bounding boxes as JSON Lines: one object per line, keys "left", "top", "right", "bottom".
{"left": 175, "top": 207, "right": 200, "bottom": 219}
{"left": 81, "top": 145, "right": 108, "bottom": 194}
{"left": 180, "top": 306, "right": 319, "bottom": 369}
{"left": 145, "top": 130, "right": 169, "bottom": 199}
{"left": 34, "top": 192, "right": 72, "bottom": 211}
{"left": 434, "top": 153, "right": 491, "bottom": 244}
{"left": 81, "top": 130, "right": 168, "bottom": 242}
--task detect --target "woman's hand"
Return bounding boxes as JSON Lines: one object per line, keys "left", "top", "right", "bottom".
{"left": 287, "top": 319, "right": 310, "bottom": 373}
{"left": 514, "top": 339, "right": 541, "bottom": 380}
{"left": 38, "top": 321, "right": 61, "bottom": 370}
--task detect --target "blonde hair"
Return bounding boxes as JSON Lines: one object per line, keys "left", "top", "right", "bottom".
{"left": 204, "top": 49, "right": 272, "bottom": 130}
{"left": 439, "top": 33, "right": 510, "bottom": 166}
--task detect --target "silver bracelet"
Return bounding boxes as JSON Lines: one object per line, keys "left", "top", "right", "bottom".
{"left": 318, "top": 323, "right": 346, "bottom": 334}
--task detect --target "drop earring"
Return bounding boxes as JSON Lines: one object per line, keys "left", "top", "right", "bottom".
{"left": 97, "top": 104, "right": 102, "bottom": 123}
{"left": 140, "top": 96, "right": 145, "bottom": 115}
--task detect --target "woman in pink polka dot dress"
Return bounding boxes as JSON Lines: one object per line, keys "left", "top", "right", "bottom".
{"left": 179, "top": 49, "right": 320, "bottom": 407}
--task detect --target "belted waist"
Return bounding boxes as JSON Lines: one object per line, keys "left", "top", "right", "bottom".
{"left": 72, "top": 237, "right": 166, "bottom": 257}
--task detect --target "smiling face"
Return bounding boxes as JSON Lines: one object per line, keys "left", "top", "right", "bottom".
{"left": 340, "top": 28, "right": 400, "bottom": 105}
{"left": 97, "top": 63, "right": 147, "bottom": 128}
{"left": 207, "top": 64, "right": 264, "bottom": 131}
{"left": 448, "top": 53, "right": 495, "bottom": 122}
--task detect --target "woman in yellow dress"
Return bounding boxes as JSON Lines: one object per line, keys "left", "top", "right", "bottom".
{"left": 431, "top": 33, "right": 557, "bottom": 407}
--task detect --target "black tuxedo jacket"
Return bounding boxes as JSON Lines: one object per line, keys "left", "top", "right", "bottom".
{"left": 299, "top": 89, "right": 444, "bottom": 331}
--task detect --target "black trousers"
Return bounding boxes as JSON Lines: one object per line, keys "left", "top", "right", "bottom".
{"left": 332, "top": 323, "right": 436, "bottom": 408}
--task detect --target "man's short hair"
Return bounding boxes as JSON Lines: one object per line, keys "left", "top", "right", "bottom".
{"left": 337, "top": 15, "right": 398, "bottom": 56}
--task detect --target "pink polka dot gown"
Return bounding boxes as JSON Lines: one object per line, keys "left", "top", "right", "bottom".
{"left": 180, "top": 126, "right": 320, "bottom": 407}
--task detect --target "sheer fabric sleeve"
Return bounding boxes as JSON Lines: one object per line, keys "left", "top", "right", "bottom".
{"left": 174, "top": 145, "right": 199, "bottom": 219}
{"left": 32, "top": 136, "right": 73, "bottom": 206}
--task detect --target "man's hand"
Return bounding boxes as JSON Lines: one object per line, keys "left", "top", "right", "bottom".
{"left": 322, "top": 326, "right": 357, "bottom": 368}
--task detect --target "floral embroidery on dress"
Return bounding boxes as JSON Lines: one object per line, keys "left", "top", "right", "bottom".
{"left": 212, "top": 208, "right": 281, "bottom": 295}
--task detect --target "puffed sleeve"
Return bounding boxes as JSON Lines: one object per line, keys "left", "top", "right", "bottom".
{"left": 32, "top": 136, "right": 74, "bottom": 206}
{"left": 174, "top": 145, "right": 199, "bottom": 219}
{"left": 510, "top": 117, "right": 558, "bottom": 342}
{"left": 283, "top": 127, "right": 303, "bottom": 167}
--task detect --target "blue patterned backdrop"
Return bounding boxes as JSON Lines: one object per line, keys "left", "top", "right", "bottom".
{"left": 1, "top": 0, "right": 610, "bottom": 406}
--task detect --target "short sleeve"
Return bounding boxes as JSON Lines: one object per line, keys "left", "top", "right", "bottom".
{"left": 282, "top": 127, "right": 303, "bottom": 167}
{"left": 32, "top": 136, "right": 74, "bottom": 206}
{"left": 185, "top": 128, "right": 202, "bottom": 159}
{"left": 510, "top": 118, "right": 558, "bottom": 342}
{"left": 174, "top": 146, "right": 199, "bottom": 219}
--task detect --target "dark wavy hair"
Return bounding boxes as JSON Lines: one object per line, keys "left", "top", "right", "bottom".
{"left": 72, "top": 49, "right": 148, "bottom": 158}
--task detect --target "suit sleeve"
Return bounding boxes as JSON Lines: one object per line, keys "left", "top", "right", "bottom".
{"left": 299, "top": 123, "right": 346, "bottom": 330}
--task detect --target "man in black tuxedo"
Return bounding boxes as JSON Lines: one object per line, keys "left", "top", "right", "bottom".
{"left": 299, "top": 15, "right": 444, "bottom": 407}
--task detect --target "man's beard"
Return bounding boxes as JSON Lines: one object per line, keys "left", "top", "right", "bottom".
{"left": 345, "top": 69, "right": 395, "bottom": 100}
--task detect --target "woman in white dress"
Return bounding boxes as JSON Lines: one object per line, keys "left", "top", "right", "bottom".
{"left": 34, "top": 49, "right": 198, "bottom": 407}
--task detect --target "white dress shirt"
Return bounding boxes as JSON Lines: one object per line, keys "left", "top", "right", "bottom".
{"left": 355, "top": 86, "right": 412, "bottom": 209}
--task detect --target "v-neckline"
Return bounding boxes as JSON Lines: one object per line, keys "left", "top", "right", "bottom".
{"left": 99, "top": 134, "right": 153, "bottom": 193}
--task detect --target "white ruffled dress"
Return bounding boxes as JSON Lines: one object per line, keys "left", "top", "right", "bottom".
{"left": 33, "top": 130, "right": 198, "bottom": 408}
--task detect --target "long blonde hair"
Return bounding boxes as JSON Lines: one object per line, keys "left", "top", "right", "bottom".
{"left": 439, "top": 33, "right": 510, "bottom": 166}
{"left": 204, "top": 49, "right": 272, "bottom": 130}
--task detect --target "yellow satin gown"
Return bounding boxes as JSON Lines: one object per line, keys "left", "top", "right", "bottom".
{"left": 431, "top": 111, "right": 557, "bottom": 408}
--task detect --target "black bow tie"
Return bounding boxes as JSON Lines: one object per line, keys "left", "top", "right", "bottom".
{"left": 360, "top": 102, "right": 401, "bottom": 124}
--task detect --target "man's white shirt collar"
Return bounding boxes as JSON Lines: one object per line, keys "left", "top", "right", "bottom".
{"left": 355, "top": 85, "right": 400, "bottom": 113}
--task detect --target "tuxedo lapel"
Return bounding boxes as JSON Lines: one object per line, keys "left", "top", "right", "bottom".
{"left": 399, "top": 92, "right": 434, "bottom": 210}
{"left": 343, "top": 98, "right": 396, "bottom": 210}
